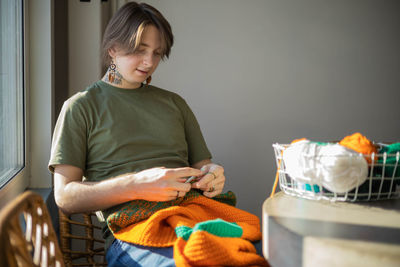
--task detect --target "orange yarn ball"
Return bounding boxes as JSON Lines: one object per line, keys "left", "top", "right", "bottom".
{"left": 291, "top": 138, "right": 307, "bottom": 144}
{"left": 339, "top": 133, "right": 377, "bottom": 163}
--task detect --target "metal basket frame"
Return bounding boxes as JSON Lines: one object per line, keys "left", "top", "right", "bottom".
{"left": 273, "top": 143, "right": 400, "bottom": 202}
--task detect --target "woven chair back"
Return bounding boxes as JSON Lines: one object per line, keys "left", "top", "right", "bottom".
{"left": 0, "top": 191, "right": 65, "bottom": 267}
{"left": 58, "top": 210, "right": 107, "bottom": 266}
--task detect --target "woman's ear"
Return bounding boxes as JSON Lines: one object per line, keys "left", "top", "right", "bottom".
{"left": 108, "top": 47, "right": 116, "bottom": 58}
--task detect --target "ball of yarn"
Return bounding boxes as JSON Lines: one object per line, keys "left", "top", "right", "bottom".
{"left": 283, "top": 140, "right": 368, "bottom": 193}
{"left": 378, "top": 143, "right": 400, "bottom": 180}
{"left": 339, "top": 132, "right": 377, "bottom": 163}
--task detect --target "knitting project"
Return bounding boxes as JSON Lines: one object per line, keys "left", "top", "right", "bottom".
{"left": 106, "top": 190, "right": 268, "bottom": 266}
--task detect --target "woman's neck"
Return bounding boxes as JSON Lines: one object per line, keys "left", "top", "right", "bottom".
{"left": 102, "top": 68, "right": 142, "bottom": 89}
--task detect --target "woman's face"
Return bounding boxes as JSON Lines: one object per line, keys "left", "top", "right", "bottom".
{"left": 110, "top": 25, "right": 162, "bottom": 89}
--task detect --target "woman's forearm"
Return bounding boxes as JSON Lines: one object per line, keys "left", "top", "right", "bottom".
{"left": 54, "top": 164, "right": 203, "bottom": 214}
{"left": 55, "top": 171, "right": 136, "bottom": 214}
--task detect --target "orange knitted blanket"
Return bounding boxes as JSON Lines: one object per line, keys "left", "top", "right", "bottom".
{"left": 107, "top": 191, "right": 268, "bottom": 266}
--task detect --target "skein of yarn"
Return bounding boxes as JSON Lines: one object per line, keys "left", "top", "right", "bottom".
{"left": 378, "top": 143, "right": 400, "bottom": 180}
{"left": 339, "top": 132, "right": 377, "bottom": 163}
{"left": 283, "top": 140, "right": 368, "bottom": 193}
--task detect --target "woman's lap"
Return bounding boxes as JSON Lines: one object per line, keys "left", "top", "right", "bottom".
{"left": 106, "top": 239, "right": 264, "bottom": 267}
{"left": 106, "top": 239, "right": 176, "bottom": 267}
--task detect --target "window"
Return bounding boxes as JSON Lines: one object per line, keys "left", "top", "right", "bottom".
{"left": 0, "top": 0, "right": 25, "bottom": 188}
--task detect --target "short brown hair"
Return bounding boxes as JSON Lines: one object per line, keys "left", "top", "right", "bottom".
{"left": 101, "top": 2, "right": 174, "bottom": 67}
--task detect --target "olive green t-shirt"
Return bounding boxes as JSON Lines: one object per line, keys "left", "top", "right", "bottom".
{"left": 48, "top": 81, "right": 212, "bottom": 248}
{"left": 49, "top": 80, "right": 211, "bottom": 177}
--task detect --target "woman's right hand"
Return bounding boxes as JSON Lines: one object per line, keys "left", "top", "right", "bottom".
{"left": 129, "top": 167, "right": 204, "bottom": 201}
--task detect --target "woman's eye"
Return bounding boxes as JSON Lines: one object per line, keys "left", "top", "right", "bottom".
{"left": 134, "top": 49, "right": 146, "bottom": 55}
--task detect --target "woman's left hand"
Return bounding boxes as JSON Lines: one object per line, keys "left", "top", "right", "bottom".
{"left": 192, "top": 163, "right": 225, "bottom": 198}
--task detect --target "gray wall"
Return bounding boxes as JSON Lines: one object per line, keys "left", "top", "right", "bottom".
{"left": 68, "top": 0, "right": 400, "bottom": 218}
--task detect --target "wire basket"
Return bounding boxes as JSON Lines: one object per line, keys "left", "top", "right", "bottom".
{"left": 273, "top": 143, "right": 400, "bottom": 202}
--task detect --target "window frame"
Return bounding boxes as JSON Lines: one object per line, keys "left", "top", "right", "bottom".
{"left": 0, "top": 0, "right": 29, "bottom": 208}
{"left": 0, "top": 0, "right": 54, "bottom": 208}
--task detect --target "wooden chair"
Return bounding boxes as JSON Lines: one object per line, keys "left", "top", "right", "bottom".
{"left": 58, "top": 210, "right": 107, "bottom": 266}
{"left": 0, "top": 191, "right": 65, "bottom": 267}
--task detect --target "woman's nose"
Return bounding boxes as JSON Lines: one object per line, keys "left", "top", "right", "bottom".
{"left": 142, "top": 53, "right": 153, "bottom": 66}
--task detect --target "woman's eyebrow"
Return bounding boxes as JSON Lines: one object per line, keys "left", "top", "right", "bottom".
{"left": 139, "top": 43, "right": 161, "bottom": 50}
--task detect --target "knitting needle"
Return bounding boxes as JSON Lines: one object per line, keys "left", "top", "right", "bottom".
{"left": 185, "top": 176, "right": 197, "bottom": 183}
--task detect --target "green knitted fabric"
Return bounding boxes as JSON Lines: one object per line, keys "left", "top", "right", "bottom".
{"left": 175, "top": 225, "right": 193, "bottom": 241}
{"left": 378, "top": 143, "right": 400, "bottom": 178}
{"left": 310, "top": 141, "right": 331, "bottom": 146}
{"left": 175, "top": 218, "right": 243, "bottom": 241}
{"left": 107, "top": 190, "right": 237, "bottom": 233}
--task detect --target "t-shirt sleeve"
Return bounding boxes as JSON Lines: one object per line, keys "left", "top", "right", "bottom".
{"left": 174, "top": 95, "right": 212, "bottom": 165}
{"left": 48, "top": 97, "right": 87, "bottom": 173}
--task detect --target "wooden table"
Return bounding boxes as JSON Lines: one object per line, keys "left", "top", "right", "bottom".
{"left": 262, "top": 192, "right": 400, "bottom": 267}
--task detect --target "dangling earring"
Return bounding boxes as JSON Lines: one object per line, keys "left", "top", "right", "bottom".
{"left": 108, "top": 61, "right": 117, "bottom": 83}
{"left": 146, "top": 76, "right": 152, "bottom": 85}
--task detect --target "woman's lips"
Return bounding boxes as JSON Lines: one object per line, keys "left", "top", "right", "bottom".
{"left": 136, "top": 69, "right": 149, "bottom": 75}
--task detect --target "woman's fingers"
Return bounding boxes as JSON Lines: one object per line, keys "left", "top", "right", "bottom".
{"left": 202, "top": 181, "right": 224, "bottom": 198}
{"left": 167, "top": 168, "right": 201, "bottom": 199}
{"left": 135, "top": 166, "right": 206, "bottom": 201}
{"left": 137, "top": 166, "right": 226, "bottom": 201}
{"left": 189, "top": 163, "right": 226, "bottom": 198}
{"left": 194, "top": 170, "right": 225, "bottom": 189}
{"left": 194, "top": 172, "right": 216, "bottom": 188}
{"left": 166, "top": 167, "right": 204, "bottom": 180}
{"left": 172, "top": 180, "right": 191, "bottom": 192}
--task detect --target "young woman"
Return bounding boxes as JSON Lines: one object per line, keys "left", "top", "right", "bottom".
{"left": 49, "top": 2, "right": 264, "bottom": 266}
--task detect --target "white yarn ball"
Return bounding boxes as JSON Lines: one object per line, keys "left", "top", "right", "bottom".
{"left": 282, "top": 140, "right": 319, "bottom": 183}
{"left": 283, "top": 141, "right": 368, "bottom": 193}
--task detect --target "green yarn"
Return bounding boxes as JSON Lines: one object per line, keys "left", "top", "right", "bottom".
{"left": 379, "top": 143, "right": 400, "bottom": 159}
{"left": 175, "top": 218, "right": 243, "bottom": 241}
{"left": 311, "top": 141, "right": 331, "bottom": 146}
{"left": 378, "top": 143, "right": 400, "bottom": 179}
{"left": 304, "top": 184, "right": 321, "bottom": 193}
{"left": 175, "top": 225, "right": 193, "bottom": 241}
